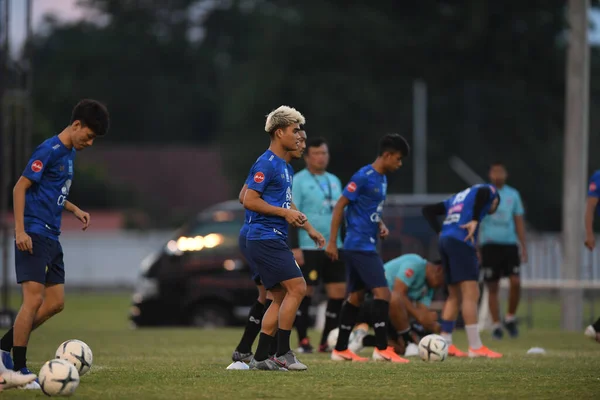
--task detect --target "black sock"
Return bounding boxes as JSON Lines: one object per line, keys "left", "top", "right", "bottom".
{"left": 593, "top": 317, "right": 600, "bottom": 332}
{"left": 235, "top": 300, "right": 265, "bottom": 353}
{"left": 372, "top": 299, "right": 390, "bottom": 351}
{"left": 398, "top": 328, "right": 413, "bottom": 344}
{"left": 320, "top": 298, "right": 343, "bottom": 345}
{"left": 268, "top": 330, "right": 278, "bottom": 357}
{"left": 276, "top": 329, "right": 292, "bottom": 357}
{"left": 0, "top": 327, "right": 14, "bottom": 352}
{"left": 335, "top": 302, "right": 360, "bottom": 351}
{"left": 362, "top": 334, "right": 377, "bottom": 347}
{"left": 13, "top": 346, "right": 27, "bottom": 370}
{"left": 254, "top": 333, "right": 274, "bottom": 361}
{"left": 295, "top": 296, "right": 311, "bottom": 341}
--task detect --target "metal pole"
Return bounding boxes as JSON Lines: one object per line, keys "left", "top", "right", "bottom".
{"left": 561, "top": 0, "right": 589, "bottom": 332}
{"left": 413, "top": 80, "right": 427, "bottom": 194}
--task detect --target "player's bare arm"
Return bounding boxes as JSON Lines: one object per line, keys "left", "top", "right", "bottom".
{"left": 585, "top": 196, "right": 598, "bottom": 250}
{"left": 514, "top": 214, "right": 528, "bottom": 262}
{"left": 238, "top": 183, "right": 248, "bottom": 204}
{"left": 325, "top": 195, "right": 350, "bottom": 261}
{"left": 291, "top": 202, "right": 325, "bottom": 247}
{"left": 13, "top": 176, "right": 34, "bottom": 253}
{"left": 64, "top": 201, "right": 90, "bottom": 231}
{"left": 244, "top": 188, "right": 306, "bottom": 227}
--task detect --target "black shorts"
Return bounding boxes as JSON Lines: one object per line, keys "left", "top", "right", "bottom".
{"left": 481, "top": 244, "right": 521, "bottom": 282}
{"left": 301, "top": 250, "right": 346, "bottom": 286}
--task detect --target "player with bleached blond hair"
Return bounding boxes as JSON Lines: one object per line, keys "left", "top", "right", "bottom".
{"left": 244, "top": 106, "right": 325, "bottom": 371}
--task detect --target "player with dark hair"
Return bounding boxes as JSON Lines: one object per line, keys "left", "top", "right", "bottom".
{"left": 584, "top": 170, "right": 600, "bottom": 343}
{"left": 422, "top": 184, "right": 502, "bottom": 358}
{"left": 244, "top": 107, "right": 325, "bottom": 371}
{"left": 479, "top": 162, "right": 527, "bottom": 339}
{"left": 0, "top": 99, "right": 110, "bottom": 388}
{"left": 326, "top": 133, "right": 411, "bottom": 363}
{"left": 231, "top": 129, "right": 307, "bottom": 362}
{"left": 290, "top": 136, "right": 346, "bottom": 353}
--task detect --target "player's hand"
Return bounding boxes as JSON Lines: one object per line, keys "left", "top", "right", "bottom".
{"left": 325, "top": 241, "right": 339, "bottom": 261}
{"left": 520, "top": 246, "right": 528, "bottom": 263}
{"left": 460, "top": 220, "right": 479, "bottom": 244}
{"left": 292, "top": 248, "right": 304, "bottom": 266}
{"left": 585, "top": 233, "right": 596, "bottom": 251}
{"left": 379, "top": 223, "right": 389, "bottom": 239}
{"left": 73, "top": 208, "right": 91, "bottom": 231}
{"left": 284, "top": 209, "right": 307, "bottom": 227}
{"left": 307, "top": 229, "right": 326, "bottom": 248}
{"left": 15, "top": 231, "right": 33, "bottom": 254}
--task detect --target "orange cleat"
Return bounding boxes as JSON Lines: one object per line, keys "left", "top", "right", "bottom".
{"left": 468, "top": 346, "right": 503, "bottom": 358}
{"left": 448, "top": 344, "right": 469, "bottom": 358}
{"left": 331, "top": 349, "right": 369, "bottom": 362}
{"left": 372, "top": 347, "right": 410, "bottom": 363}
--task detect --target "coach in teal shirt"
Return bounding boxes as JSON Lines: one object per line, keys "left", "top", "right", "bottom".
{"left": 479, "top": 162, "right": 527, "bottom": 339}
{"left": 290, "top": 137, "right": 346, "bottom": 353}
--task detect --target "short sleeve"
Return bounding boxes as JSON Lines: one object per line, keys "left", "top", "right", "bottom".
{"left": 513, "top": 191, "right": 525, "bottom": 216}
{"left": 244, "top": 170, "right": 254, "bottom": 185}
{"left": 397, "top": 264, "right": 416, "bottom": 287}
{"left": 22, "top": 145, "right": 54, "bottom": 183}
{"left": 342, "top": 172, "right": 368, "bottom": 202}
{"left": 588, "top": 172, "right": 600, "bottom": 198}
{"left": 247, "top": 160, "right": 275, "bottom": 194}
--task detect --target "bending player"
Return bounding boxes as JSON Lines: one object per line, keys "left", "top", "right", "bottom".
{"left": 422, "top": 184, "right": 502, "bottom": 358}
{"left": 0, "top": 100, "right": 109, "bottom": 388}
{"left": 584, "top": 169, "right": 600, "bottom": 343}
{"left": 244, "top": 106, "right": 325, "bottom": 371}
{"left": 326, "top": 133, "right": 410, "bottom": 363}
{"left": 232, "top": 129, "right": 307, "bottom": 362}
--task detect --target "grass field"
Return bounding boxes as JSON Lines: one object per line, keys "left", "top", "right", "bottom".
{"left": 1, "top": 293, "right": 600, "bottom": 399}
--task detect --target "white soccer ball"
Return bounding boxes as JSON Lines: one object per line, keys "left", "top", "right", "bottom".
{"left": 418, "top": 334, "right": 448, "bottom": 362}
{"left": 55, "top": 340, "right": 93, "bottom": 376}
{"left": 39, "top": 358, "right": 80, "bottom": 397}
{"left": 327, "top": 328, "right": 339, "bottom": 350}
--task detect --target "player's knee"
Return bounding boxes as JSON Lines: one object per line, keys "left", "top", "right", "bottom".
{"left": 347, "top": 291, "right": 364, "bottom": 306}
{"left": 287, "top": 279, "right": 307, "bottom": 298}
{"left": 51, "top": 300, "right": 65, "bottom": 316}
{"left": 22, "top": 293, "right": 44, "bottom": 311}
{"left": 486, "top": 281, "right": 500, "bottom": 294}
{"left": 509, "top": 275, "right": 521, "bottom": 288}
{"left": 372, "top": 287, "right": 391, "bottom": 302}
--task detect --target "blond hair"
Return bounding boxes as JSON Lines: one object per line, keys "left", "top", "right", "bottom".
{"left": 264, "top": 106, "right": 306, "bottom": 134}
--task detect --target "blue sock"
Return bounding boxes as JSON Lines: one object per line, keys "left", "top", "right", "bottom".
{"left": 440, "top": 319, "right": 455, "bottom": 334}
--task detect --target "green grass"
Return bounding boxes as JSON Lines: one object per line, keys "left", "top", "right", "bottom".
{"left": 2, "top": 293, "right": 600, "bottom": 399}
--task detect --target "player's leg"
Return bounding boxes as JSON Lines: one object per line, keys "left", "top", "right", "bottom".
{"left": 251, "top": 288, "right": 287, "bottom": 371}
{"left": 319, "top": 255, "right": 346, "bottom": 352}
{"left": 389, "top": 290, "right": 412, "bottom": 348}
{"left": 233, "top": 281, "right": 267, "bottom": 361}
{"left": 504, "top": 245, "right": 521, "bottom": 337}
{"left": 482, "top": 245, "right": 504, "bottom": 339}
{"left": 12, "top": 282, "right": 44, "bottom": 370}
{"left": 295, "top": 250, "right": 318, "bottom": 354}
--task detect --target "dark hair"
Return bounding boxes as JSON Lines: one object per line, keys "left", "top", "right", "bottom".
{"left": 489, "top": 161, "right": 506, "bottom": 170}
{"left": 378, "top": 133, "right": 410, "bottom": 157}
{"left": 305, "top": 137, "right": 327, "bottom": 155}
{"left": 70, "top": 99, "right": 110, "bottom": 137}
{"left": 431, "top": 260, "right": 442, "bottom": 266}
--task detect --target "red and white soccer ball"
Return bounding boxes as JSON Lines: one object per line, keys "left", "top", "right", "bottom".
{"left": 418, "top": 334, "right": 448, "bottom": 362}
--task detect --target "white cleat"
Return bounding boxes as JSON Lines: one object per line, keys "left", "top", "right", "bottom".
{"left": 584, "top": 325, "right": 596, "bottom": 338}
{"left": 404, "top": 342, "right": 420, "bottom": 357}
{"left": 0, "top": 370, "right": 37, "bottom": 391}
{"left": 348, "top": 328, "right": 368, "bottom": 354}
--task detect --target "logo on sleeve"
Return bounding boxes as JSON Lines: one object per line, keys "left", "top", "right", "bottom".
{"left": 31, "top": 160, "right": 43, "bottom": 173}
{"left": 347, "top": 182, "right": 357, "bottom": 193}
{"left": 590, "top": 182, "right": 597, "bottom": 192}
{"left": 405, "top": 268, "right": 414, "bottom": 278}
{"left": 254, "top": 172, "right": 265, "bottom": 183}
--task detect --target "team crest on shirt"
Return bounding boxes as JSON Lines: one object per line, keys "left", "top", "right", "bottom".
{"left": 286, "top": 187, "right": 292, "bottom": 202}
{"left": 405, "top": 268, "right": 414, "bottom": 278}
{"left": 254, "top": 172, "right": 265, "bottom": 183}
{"left": 591, "top": 182, "right": 597, "bottom": 192}
{"left": 347, "top": 182, "right": 357, "bottom": 192}
{"left": 31, "top": 160, "right": 43, "bottom": 173}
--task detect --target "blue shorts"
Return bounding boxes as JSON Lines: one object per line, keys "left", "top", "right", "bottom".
{"left": 238, "top": 232, "right": 261, "bottom": 285}
{"left": 14, "top": 233, "right": 65, "bottom": 284}
{"left": 246, "top": 239, "right": 303, "bottom": 290}
{"left": 438, "top": 236, "right": 479, "bottom": 284}
{"left": 342, "top": 250, "right": 387, "bottom": 293}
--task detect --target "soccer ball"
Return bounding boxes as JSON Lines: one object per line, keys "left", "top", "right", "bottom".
{"left": 55, "top": 340, "right": 93, "bottom": 376}
{"left": 39, "top": 358, "right": 80, "bottom": 397}
{"left": 418, "top": 334, "right": 448, "bottom": 361}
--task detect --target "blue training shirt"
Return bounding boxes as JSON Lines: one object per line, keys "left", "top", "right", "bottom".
{"left": 342, "top": 165, "right": 387, "bottom": 252}
{"left": 588, "top": 170, "right": 600, "bottom": 216}
{"left": 246, "top": 150, "right": 294, "bottom": 241}
{"left": 440, "top": 184, "right": 499, "bottom": 247}
{"left": 292, "top": 169, "right": 343, "bottom": 249}
{"left": 22, "top": 136, "right": 76, "bottom": 241}
{"left": 479, "top": 184, "right": 524, "bottom": 245}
